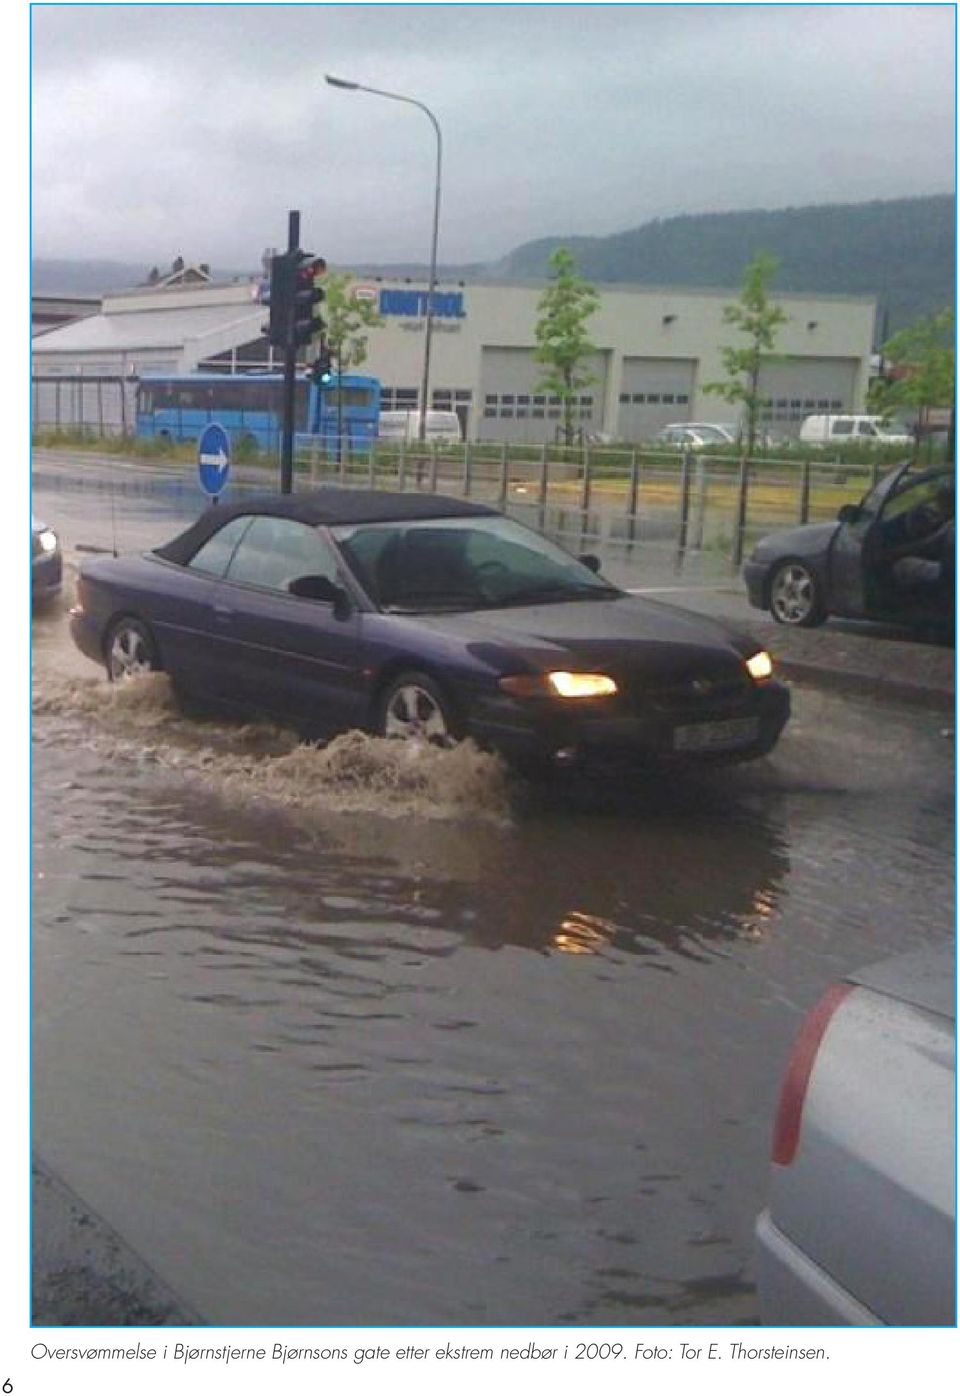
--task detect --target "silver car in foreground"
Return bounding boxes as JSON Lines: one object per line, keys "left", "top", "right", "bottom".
{"left": 755, "top": 942, "right": 955, "bottom": 1325}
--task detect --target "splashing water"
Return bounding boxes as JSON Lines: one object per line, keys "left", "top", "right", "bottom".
{"left": 32, "top": 666, "right": 514, "bottom": 824}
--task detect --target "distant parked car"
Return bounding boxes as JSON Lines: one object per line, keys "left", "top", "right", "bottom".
{"left": 31, "top": 516, "right": 62, "bottom": 604}
{"left": 798, "top": 414, "right": 913, "bottom": 447}
{"left": 744, "top": 460, "right": 954, "bottom": 630}
{"left": 654, "top": 423, "right": 737, "bottom": 449}
{"left": 377, "top": 410, "right": 462, "bottom": 445}
{"left": 755, "top": 941, "right": 956, "bottom": 1325}
{"left": 69, "top": 488, "right": 790, "bottom": 772}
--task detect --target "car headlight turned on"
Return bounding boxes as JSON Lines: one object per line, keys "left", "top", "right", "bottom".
{"left": 745, "top": 650, "right": 774, "bottom": 682}
{"left": 37, "top": 529, "right": 58, "bottom": 554}
{"left": 499, "top": 671, "right": 618, "bottom": 699}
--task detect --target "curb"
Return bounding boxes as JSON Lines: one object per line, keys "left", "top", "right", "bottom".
{"left": 773, "top": 657, "right": 955, "bottom": 713}
{"left": 32, "top": 1156, "right": 203, "bottom": 1327}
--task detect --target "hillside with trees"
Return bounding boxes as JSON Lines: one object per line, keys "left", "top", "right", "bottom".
{"left": 33, "top": 195, "right": 954, "bottom": 338}
{"left": 494, "top": 195, "right": 955, "bottom": 334}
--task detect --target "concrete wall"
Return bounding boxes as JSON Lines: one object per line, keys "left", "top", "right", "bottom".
{"left": 355, "top": 281, "right": 875, "bottom": 441}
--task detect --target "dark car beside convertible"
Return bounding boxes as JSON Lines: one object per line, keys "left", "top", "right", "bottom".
{"left": 32, "top": 515, "right": 62, "bottom": 605}
{"left": 745, "top": 461, "right": 954, "bottom": 631}
{"left": 70, "top": 489, "right": 790, "bottom": 771}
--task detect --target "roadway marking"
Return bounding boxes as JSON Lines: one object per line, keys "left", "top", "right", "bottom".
{"left": 624, "top": 585, "right": 737, "bottom": 595}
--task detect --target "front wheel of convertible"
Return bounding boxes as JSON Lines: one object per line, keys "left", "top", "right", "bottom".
{"left": 377, "top": 671, "right": 461, "bottom": 746}
{"left": 105, "top": 616, "right": 160, "bottom": 681}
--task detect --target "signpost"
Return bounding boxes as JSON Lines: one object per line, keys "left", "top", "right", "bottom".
{"left": 197, "top": 422, "right": 231, "bottom": 503}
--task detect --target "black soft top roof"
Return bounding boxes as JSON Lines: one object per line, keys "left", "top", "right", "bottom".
{"left": 154, "top": 488, "right": 499, "bottom": 566}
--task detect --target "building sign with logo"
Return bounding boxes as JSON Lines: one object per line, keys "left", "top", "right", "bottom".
{"left": 352, "top": 284, "right": 467, "bottom": 320}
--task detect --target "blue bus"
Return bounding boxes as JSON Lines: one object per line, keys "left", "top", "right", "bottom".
{"left": 135, "top": 372, "right": 382, "bottom": 453}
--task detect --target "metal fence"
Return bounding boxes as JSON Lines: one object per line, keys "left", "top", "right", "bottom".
{"left": 32, "top": 376, "right": 137, "bottom": 437}
{"left": 32, "top": 383, "right": 915, "bottom": 574}
{"left": 295, "top": 438, "right": 889, "bottom": 574}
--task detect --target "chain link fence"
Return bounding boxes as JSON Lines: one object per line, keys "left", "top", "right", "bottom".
{"left": 32, "top": 376, "right": 138, "bottom": 438}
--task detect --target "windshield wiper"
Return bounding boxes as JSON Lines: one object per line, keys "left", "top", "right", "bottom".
{"left": 381, "top": 590, "right": 489, "bottom": 614}
{"left": 497, "top": 582, "right": 622, "bottom": 607}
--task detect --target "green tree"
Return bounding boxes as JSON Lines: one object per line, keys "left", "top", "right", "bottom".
{"left": 316, "top": 273, "right": 384, "bottom": 458}
{"left": 322, "top": 271, "right": 383, "bottom": 374}
{"left": 533, "top": 248, "right": 599, "bottom": 447}
{"left": 868, "top": 307, "right": 955, "bottom": 423}
{"left": 704, "top": 251, "right": 787, "bottom": 457}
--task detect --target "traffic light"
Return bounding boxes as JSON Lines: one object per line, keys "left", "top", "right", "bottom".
{"left": 311, "top": 343, "right": 334, "bottom": 387}
{"left": 292, "top": 253, "right": 327, "bottom": 348}
{"left": 267, "top": 252, "right": 296, "bottom": 348}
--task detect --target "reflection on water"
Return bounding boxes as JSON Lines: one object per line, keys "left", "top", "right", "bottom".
{"left": 33, "top": 664, "right": 790, "bottom": 960}
{"left": 31, "top": 609, "right": 952, "bottom": 1326}
{"left": 32, "top": 636, "right": 792, "bottom": 958}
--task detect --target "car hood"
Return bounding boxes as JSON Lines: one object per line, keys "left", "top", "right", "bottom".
{"left": 752, "top": 520, "right": 839, "bottom": 557}
{"left": 410, "top": 594, "right": 762, "bottom": 679}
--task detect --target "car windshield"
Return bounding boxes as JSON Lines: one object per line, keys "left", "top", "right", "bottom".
{"left": 332, "top": 515, "right": 621, "bottom": 614}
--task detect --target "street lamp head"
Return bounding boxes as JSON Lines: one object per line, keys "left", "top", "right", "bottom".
{"left": 325, "top": 74, "right": 359, "bottom": 90}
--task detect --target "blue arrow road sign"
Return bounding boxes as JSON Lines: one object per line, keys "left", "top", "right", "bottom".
{"left": 198, "top": 422, "right": 231, "bottom": 498}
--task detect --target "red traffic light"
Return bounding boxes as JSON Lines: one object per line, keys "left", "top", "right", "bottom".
{"left": 297, "top": 256, "right": 327, "bottom": 284}
{"left": 292, "top": 252, "right": 327, "bottom": 346}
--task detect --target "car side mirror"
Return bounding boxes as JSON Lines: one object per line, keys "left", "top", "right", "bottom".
{"left": 837, "top": 504, "right": 861, "bottom": 525}
{"left": 579, "top": 553, "right": 601, "bottom": 573}
{"left": 288, "top": 574, "right": 349, "bottom": 611}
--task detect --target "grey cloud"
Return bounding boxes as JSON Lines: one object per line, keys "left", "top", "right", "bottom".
{"left": 31, "top": 4, "right": 955, "bottom": 267}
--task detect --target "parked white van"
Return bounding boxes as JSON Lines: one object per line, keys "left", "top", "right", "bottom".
{"left": 798, "top": 414, "right": 913, "bottom": 446}
{"left": 377, "top": 410, "right": 463, "bottom": 445}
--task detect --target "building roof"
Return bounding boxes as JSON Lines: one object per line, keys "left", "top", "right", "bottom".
{"left": 153, "top": 263, "right": 212, "bottom": 287}
{"left": 31, "top": 303, "right": 263, "bottom": 355}
{"left": 32, "top": 295, "right": 101, "bottom": 337}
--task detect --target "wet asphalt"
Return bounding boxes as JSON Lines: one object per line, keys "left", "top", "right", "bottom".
{"left": 30, "top": 455, "right": 955, "bottom": 1327}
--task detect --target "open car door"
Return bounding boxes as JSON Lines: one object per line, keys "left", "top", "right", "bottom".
{"left": 834, "top": 463, "right": 954, "bottom": 621}
{"left": 825, "top": 466, "right": 909, "bottom": 617}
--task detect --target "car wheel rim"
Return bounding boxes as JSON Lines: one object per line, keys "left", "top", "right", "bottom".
{"left": 772, "top": 566, "right": 813, "bottom": 624}
{"left": 109, "top": 627, "right": 152, "bottom": 679}
{"left": 383, "top": 684, "right": 452, "bottom": 745}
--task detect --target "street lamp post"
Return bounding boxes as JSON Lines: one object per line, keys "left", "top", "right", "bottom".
{"left": 325, "top": 74, "right": 442, "bottom": 443}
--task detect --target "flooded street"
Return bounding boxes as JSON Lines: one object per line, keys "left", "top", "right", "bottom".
{"left": 31, "top": 467, "right": 954, "bottom": 1326}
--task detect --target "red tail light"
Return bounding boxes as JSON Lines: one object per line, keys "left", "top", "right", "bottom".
{"left": 771, "top": 982, "right": 853, "bottom": 1166}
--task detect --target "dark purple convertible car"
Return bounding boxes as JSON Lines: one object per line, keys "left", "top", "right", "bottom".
{"left": 70, "top": 489, "right": 790, "bottom": 771}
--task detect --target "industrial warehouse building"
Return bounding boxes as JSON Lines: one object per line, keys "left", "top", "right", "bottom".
{"left": 32, "top": 270, "right": 877, "bottom": 443}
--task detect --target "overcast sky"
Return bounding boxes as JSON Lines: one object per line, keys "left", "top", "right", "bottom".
{"left": 30, "top": 2, "right": 956, "bottom": 273}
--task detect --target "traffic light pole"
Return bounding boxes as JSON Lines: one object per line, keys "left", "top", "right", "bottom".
{"left": 280, "top": 209, "right": 300, "bottom": 495}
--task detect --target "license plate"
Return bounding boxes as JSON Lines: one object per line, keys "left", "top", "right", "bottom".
{"left": 673, "top": 716, "right": 760, "bottom": 752}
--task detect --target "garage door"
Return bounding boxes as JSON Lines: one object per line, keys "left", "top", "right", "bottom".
{"left": 758, "top": 358, "right": 860, "bottom": 438}
{"left": 479, "top": 346, "right": 608, "bottom": 444}
{"left": 617, "top": 358, "right": 697, "bottom": 440}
